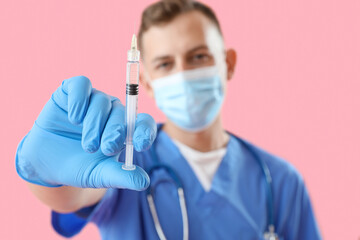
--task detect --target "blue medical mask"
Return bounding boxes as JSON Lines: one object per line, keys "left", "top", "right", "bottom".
{"left": 151, "top": 66, "right": 224, "bottom": 132}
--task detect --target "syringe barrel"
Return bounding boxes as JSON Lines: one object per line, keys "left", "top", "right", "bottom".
{"left": 125, "top": 93, "right": 138, "bottom": 145}
{"left": 127, "top": 61, "right": 139, "bottom": 85}
{"left": 124, "top": 140, "right": 135, "bottom": 170}
{"left": 123, "top": 60, "right": 139, "bottom": 170}
{"left": 125, "top": 61, "right": 139, "bottom": 144}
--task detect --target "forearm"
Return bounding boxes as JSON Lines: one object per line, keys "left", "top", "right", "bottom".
{"left": 27, "top": 183, "right": 106, "bottom": 213}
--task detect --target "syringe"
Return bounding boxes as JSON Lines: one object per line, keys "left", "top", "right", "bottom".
{"left": 122, "top": 34, "right": 140, "bottom": 171}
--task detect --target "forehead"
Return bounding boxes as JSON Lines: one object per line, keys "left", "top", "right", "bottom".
{"left": 141, "top": 11, "right": 218, "bottom": 60}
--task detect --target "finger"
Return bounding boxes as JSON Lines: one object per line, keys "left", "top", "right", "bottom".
{"left": 100, "top": 98, "right": 126, "bottom": 156}
{"left": 82, "top": 90, "right": 112, "bottom": 153}
{"left": 133, "top": 113, "right": 157, "bottom": 152}
{"left": 52, "top": 76, "right": 92, "bottom": 125}
{"left": 88, "top": 159, "right": 150, "bottom": 190}
{"left": 66, "top": 76, "right": 92, "bottom": 124}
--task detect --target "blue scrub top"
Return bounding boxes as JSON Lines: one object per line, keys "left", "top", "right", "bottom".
{"left": 52, "top": 125, "right": 321, "bottom": 240}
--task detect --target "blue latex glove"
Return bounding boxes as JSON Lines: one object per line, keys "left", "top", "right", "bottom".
{"left": 15, "top": 76, "right": 156, "bottom": 190}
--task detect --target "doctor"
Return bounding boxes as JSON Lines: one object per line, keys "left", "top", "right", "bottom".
{"left": 15, "top": 0, "right": 321, "bottom": 239}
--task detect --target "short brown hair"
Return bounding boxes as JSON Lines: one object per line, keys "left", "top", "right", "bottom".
{"left": 138, "top": 0, "right": 222, "bottom": 51}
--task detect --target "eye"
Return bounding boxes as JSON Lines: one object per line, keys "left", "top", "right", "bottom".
{"left": 156, "top": 61, "right": 172, "bottom": 70}
{"left": 194, "top": 54, "right": 207, "bottom": 60}
{"left": 190, "top": 53, "right": 211, "bottom": 64}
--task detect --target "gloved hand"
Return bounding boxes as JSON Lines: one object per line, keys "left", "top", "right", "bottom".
{"left": 15, "top": 76, "right": 156, "bottom": 190}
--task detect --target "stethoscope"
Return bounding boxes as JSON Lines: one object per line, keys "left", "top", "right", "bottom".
{"left": 146, "top": 126, "right": 279, "bottom": 240}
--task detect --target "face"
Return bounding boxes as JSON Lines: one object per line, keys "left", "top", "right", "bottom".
{"left": 140, "top": 10, "right": 237, "bottom": 98}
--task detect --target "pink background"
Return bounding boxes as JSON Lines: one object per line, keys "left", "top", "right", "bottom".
{"left": 1, "top": 0, "right": 359, "bottom": 239}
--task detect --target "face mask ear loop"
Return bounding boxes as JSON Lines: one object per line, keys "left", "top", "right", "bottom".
{"left": 143, "top": 70, "right": 155, "bottom": 91}
{"left": 215, "top": 60, "right": 227, "bottom": 93}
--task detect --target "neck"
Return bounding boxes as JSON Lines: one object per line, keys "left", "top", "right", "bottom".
{"left": 162, "top": 116, "right": 230, "bottom": 152}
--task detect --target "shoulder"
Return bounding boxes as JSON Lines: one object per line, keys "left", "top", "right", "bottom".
{"left": 236, "top": 136, "right": 305, "bottom": 187}
{"left": 236, "top": 139, "right": 321, "bottom": 238}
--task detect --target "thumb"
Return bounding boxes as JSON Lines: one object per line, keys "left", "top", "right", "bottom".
{"left": 86, "top": 159, "right": 150, "bottom": 190}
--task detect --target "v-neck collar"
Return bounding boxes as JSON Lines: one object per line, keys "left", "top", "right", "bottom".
{"left": 155, "top": 127, "right": 205, "bottom": 200}
{"left": 154, "top": 124, "right": 242, "bottom": 202}
{"left": 211, "top": 134, "right": 244, "bottom": 197}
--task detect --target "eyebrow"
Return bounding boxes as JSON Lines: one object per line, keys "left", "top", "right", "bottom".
{"left": 187, "top": 45, "right": 209, "bottom": 54}
{"left": 151, "top": 55, "right": 171, "bottom": 64}
{"left": 151, "top": 44, "right": 209, "bottom": 64}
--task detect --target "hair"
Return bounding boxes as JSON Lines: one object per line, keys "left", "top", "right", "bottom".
{"left": 138, "top": 0, "right": 222, "bottom": 51}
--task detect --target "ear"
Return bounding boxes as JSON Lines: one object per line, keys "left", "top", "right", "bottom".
{"left": 225, "top": 48, "right": 237, "bottom": 81}
{"left": 139, "top": 71, "right": 154, "bottom": 99}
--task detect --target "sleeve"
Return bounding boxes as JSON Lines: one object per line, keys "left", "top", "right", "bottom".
{"left": 278, "top": 170, "right": 322, "bottom": 240}
{"left": 51, "top": 188, "right": 119, "bottom": 238}
{"left": 295, "top": 181, "right": 322, "bottom": 240}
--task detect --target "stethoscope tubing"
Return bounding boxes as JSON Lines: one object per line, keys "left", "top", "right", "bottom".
{"left": 146, "top": 126, "right": 277, "bottom": 239}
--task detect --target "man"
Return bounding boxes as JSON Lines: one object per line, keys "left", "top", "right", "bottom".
{"left": 15, "top": 0, "right": 321, "bottom": 239}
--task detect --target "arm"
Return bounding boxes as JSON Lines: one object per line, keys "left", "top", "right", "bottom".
{"left": 27, "top": 183, "right": 106, "bottom": 213}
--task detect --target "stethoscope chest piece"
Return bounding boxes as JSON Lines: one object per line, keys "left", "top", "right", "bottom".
{"left": 263, "top": 224, "right": 279, "bottom": 240}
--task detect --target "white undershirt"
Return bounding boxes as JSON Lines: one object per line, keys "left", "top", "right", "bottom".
{"left": 172, "top": 139, "right": 227, "bottom": 191}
